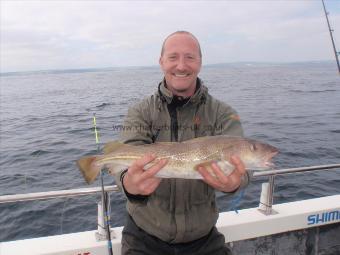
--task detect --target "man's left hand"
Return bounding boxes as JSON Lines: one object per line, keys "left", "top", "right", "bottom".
{"left": 197, "top": 155, "right": 246, "bottom": 192}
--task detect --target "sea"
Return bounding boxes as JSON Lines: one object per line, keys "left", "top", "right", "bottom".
{"left": 0, "top": 62, "right": 339, "bottom": 242}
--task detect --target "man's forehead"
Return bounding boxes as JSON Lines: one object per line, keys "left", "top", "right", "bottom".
{"left": 163, "top": 34, "right": 200, "bottom": 54}
{"left": 166, "top": 33, "right": 197, "bottom": 42}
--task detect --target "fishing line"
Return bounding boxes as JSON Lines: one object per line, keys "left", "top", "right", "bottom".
{"left": 93, "top": 113, "right": 113, "bottom": 255}
{"left": 59, "top": 197, "right": 69, "bottom": 234}
{"left": 229, "top": 188, "right": 246, "bottom": 214}
{"left": 23, "top": 174, "right": 27, "bottom": 192}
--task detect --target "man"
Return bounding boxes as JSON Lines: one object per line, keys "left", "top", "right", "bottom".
{"left": 116, "top": 31, "right": 248, "bottom": 255}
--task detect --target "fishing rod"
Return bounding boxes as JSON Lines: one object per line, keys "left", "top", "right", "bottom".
{"left": 321, "top": 0, "right": 340, "bottom": 74}
{"left": 93, "top": 114, "right": 113, "bottom": 255}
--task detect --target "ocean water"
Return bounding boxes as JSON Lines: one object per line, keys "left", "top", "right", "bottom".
{"left": 0, "top": 62, "right": 339, "bottom": 242}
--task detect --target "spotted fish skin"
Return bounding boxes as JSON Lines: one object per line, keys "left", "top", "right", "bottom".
{"left": 77, "top": 135, "right": 279, "bottom": 184}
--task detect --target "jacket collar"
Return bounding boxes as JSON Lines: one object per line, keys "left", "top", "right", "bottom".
{"left": 158, "top": 78, "right": 207, "bottom": 106}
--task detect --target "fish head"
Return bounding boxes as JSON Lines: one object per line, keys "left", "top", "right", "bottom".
{"left": 225, "top": 139, "right": 279, "bottom": 170}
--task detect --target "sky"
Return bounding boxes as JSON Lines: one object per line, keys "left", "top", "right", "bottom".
{"left": 1, "top": 0, "right": 340, "bottom": 73}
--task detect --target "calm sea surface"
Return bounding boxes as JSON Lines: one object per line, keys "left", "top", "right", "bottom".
{"left": 0, "top": 63, "right": 339, "bottom": 242}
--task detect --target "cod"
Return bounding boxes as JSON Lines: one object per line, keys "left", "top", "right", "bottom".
{"left": 77, "top": 135, "right": 278, "bottom": 184}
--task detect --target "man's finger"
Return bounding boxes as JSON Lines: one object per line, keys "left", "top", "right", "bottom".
{"left": 129, "top": 154, "right": 156, "bottom": 174}
{"left": 198, "top": 166, "right": 224, "bottom": 190}
{"left": 230, "top": 155, "right": 246, "bottom": 176}
{"left": 140, "top": 158, "right": 168, "bottom": 181}
{"left": 140, "top": 178, "right": 162, "bottom": 195}
{"left": 211, "top": 162, "right": 230, "bottom": 184}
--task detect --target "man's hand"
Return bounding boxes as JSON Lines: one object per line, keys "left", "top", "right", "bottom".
{"left": 123, "top": 154, "right": 168, "bottom": 196}
{"left": 197, "top": 155, "right": 246, "bottom": 192}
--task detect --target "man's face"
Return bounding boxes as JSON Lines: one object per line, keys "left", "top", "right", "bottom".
{"left": 159, "top": 33, "right": 202, "bottom": 97}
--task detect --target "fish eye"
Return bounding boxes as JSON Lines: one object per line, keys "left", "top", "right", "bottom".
{"left": 250, "top": 143, "right": 257, "bottom": 151}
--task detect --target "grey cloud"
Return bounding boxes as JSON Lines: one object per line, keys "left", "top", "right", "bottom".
{"left": 1, "top": 1, "right": 339, "bottom": 72}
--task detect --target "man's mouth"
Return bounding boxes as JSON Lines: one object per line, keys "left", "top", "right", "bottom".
{"left": 173, "top": 73, "right": 190, "bottom": 78}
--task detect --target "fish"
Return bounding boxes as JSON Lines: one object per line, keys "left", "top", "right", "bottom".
{"left": 77, "top": 135, "right": 278, "bottom": 184}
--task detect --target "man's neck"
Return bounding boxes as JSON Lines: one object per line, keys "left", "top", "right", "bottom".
{"left": 164, "top": 79, "right": 200, "bottom": 99}
{"left": 171, "top": 88, "right": 195, "bottom": 98}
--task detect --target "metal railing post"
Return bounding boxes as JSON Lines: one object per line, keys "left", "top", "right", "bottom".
{"left": 258, "top": 175, "right": 278, "bottom": 215}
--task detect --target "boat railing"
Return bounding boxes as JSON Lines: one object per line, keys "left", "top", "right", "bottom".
{"left": 252, "top": 163, "right": 340, "bottom": 215}
{"left": 0, "top": 185, "right": 119, "bottom": 203}
{"left": 0, "top": 163, "right": 339, "bottom": 239}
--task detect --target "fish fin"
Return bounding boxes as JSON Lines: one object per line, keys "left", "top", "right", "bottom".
{"left": 216, "top": 161, "right": 235, "bottom": 176}
{"left": 103, "top": 141, "right": 127, "bottom": 154}
{"left": 107, "top": 164, "right": 129, "bottom": 176}
{"left": 183, "top": 136, "right": 210, "bottom": 143}
{"left": 77, "top": 156, "right": 100, "bottom": 184}
{"left": 194, "top": 161, "right": 215, "bottom": 171}
{"left": 154, "top": 142, "right": 174, "bottom": 145}
{"left": 194, "top": 160, "right": 235, "bottom": 176}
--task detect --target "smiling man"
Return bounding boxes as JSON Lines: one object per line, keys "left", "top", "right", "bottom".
{"left": 159, "top": 32, "right": 202, "bottom": 98}
{"left": 116, "top": 31, "right": 248, "bottom": 255}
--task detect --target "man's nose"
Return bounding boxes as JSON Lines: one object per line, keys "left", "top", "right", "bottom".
{"left": 176, "top": 56, "right": 187, "bottom": 70}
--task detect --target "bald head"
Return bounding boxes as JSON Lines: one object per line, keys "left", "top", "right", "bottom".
{"left": 161, "top": 31, "right": 202, "bottom": 58}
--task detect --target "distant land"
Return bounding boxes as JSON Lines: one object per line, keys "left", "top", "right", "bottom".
{"left": 0, "top": 60, "right": 335, "bottom": 77}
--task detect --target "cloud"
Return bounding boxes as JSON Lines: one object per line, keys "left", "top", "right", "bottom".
{"left": 1, "top": 0, "right": 340, "bottom": 72}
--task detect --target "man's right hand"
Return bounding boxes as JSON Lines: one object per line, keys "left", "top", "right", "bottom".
{"left": 122, "top": 154, "right": 168, "bottom": 196}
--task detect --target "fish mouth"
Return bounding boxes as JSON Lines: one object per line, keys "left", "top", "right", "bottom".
{"left": 249, "top": 150, "right": 278, "bottom": 170}
{"left": 264, "top": 161, "right": 275, "bottom": 168}
{"left": 263, "top": 151, "right": 279, "bottom": 169}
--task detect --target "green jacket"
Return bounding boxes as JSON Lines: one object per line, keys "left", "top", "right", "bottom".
{"left": 116, "top": 78, "right": 245, "bottom": 243}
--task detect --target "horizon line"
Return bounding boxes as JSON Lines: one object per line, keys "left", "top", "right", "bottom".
{"left": 0, "top": 60, "right": 335, "bottom": 76}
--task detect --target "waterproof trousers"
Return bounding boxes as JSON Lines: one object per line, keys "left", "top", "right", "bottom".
{"left": 121, "top": 214, "right": 233, "bottom": 255}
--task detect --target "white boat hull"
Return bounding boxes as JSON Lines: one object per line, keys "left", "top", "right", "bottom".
{"left": 1, "top": 195, "right": 339, "bottom": 255}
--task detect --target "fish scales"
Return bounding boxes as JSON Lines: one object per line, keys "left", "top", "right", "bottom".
{"left": 77, "top": 135, "right": 278, "bottom": 184}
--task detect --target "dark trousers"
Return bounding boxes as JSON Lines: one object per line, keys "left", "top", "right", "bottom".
{"left": 121, "top": 215, "right": 233, "bottom": 255}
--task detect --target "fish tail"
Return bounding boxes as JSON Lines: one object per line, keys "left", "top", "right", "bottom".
{"left": 77, "top": 156, "right": 101, "bottom": 184}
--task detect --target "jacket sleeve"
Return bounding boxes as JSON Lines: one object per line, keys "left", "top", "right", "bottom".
{"left": 214, "top": 102, "right": 244, "bottom": 137}
{"left": 215, "top": 102, "right": 250, "bottom": 192}
{"left": 114, "top": 101, "right": 153, "bottom": 203}
{"left": 119, "top": 101, "right": 154, "bottom": 145}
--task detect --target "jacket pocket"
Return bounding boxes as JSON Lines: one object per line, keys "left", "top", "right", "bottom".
{"left": 189, "top": 180, "right": 212, "bottom": 205}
